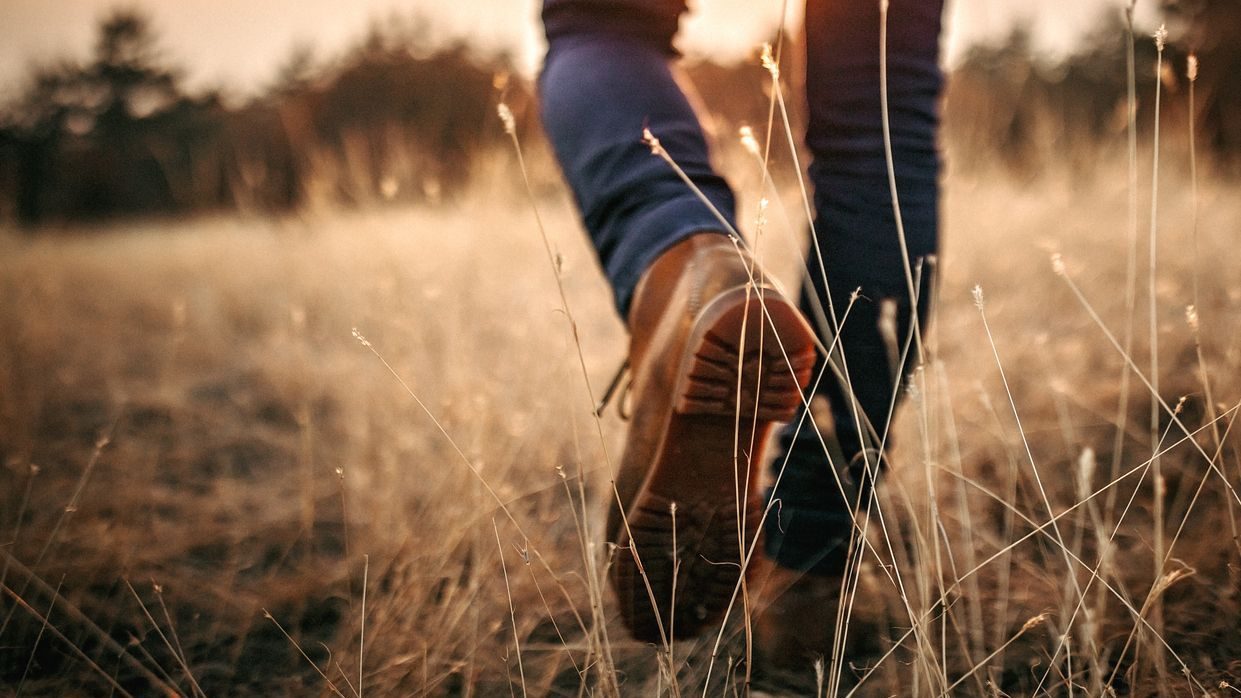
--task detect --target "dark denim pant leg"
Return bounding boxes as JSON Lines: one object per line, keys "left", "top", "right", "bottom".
{"left": 540, "top": 0, "right": 738, "bottom": 317}
{"left": 766, "top": 0, "right": 945, "bottom": 576}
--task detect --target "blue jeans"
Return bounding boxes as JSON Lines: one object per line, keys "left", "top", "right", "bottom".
{"left": 540, "top": 0, "right": 944, "bottom": 574}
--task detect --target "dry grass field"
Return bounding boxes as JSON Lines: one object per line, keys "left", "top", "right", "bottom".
{"left": 1, "top": 138, "right": 1240, "bottom": 696}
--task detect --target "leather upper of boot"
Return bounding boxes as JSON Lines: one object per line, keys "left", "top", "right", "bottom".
{"left": 606, "top": 232, "right": 773, "bottom": 543}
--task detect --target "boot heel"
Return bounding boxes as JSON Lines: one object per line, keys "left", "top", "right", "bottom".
{"left": 675, "top": 288, "right": 815, "bottom": 420}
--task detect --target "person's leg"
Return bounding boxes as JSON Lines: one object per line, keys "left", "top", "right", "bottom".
{"left": 765, "top": 0, "right": 945, "bottom": 578}
{"left": 540, "top": 0, "right": 736, "bottom": 316}
{"left": 540, "top": 1, "right": 818, "bottom": 642}
{"left": 755, "top": 1, "right": 944, "bottom": 682}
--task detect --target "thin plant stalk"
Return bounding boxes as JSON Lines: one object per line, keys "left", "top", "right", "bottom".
{"left": 498, "top": 102, "right": 627, "bottom": 688}
{"left": 17, "top": 575, "right": 63, "bottom": 697}
{"left": 1147, "top": 26, "right": 1169, "bottom": 681}
{"left": 359, "top": 554, "right": 368, "bottom": 698}
{"left": 493, "top": 520, "right": 527, "bottom": 698}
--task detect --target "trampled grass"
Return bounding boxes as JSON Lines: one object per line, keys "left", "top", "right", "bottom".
{"left": 1, "top": 152, "right": 1240, "bottom": 696}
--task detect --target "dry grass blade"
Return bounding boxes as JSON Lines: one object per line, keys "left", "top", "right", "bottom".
{"left": 262, "top": 608, "right": 348, "bottom": 698}
{"left": 938, "top": 614, "right": 1047, "bottom": 697}
{"left": 500, "top": 100, "right": 625, "bottom": 689}
{"left": 0, "top": 417, "right": 119, "bottom": 638}
{"left": 16, "top": 574, "right": 62, "bottom": 696}
{"left": 493, "top": 519, "right": 528, "bottom": 698}
{"left": 3, "top": 582, "right": 139, "bottom": 698}
{"left": 359, "top": 554, "right": 368, "bottom": 698}
{"left": 125, "top": 580, "right": 205, "bottom": 698}
{"left": 1053, "top": 259, "right": 1241, "bottom": 506}
{"left": 1, "top": 552, "right": 178, "bottom": 694}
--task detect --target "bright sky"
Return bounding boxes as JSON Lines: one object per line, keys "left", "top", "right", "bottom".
{"left": 0, "top": 0, "right": 1161, "bottom": 100}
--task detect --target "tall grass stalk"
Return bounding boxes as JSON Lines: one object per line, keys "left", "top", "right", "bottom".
{"left": 1183, "top": 54, "right": 1239, "bottom": 549}
{"left": 943, "top": 443, "right": 1211, "bottom": 692}
{"left": 755, "top": 45, "right": 898, "bottom": 590}
{"left": 498, "top": 102, "right": 629, "bottom": 689}
{"left": 666, "top": 503, "right": 682, "bottom": 696}
{"left": 1054, "top": 260, "right": 1241, "bottom": 504}
{"left": 1146, "top": 26, "right": 1169, "bottom": 682}
{"left": 758, "top": 44, "right": 842, "bottom": 339}
{"left": 973, "top": 285, "right": 1091, "bottom": 661}
{"left": 153, "top": 583, "right": 193, "bottom": 697}
{"left": 3, "top": 581, "right": 140, "bottom": 698}
{"left": 1103, "top": 8, "right": 1141, "bottom": 624}
{"left": 938, "top": 614, "right": 1047, "bottom": 697}
{"left": 0, "top": 462, "right": 38, "bottom": 617}
{"left": 1033, "top": 411, "right": 1181, "bottom": 695}
{"left": 640, "top": 112, "right": 881, "bottom": 695}
{"left": 1187, "top": 54, "right": 1202, "bottom": 326}
{"left": 335, "top": 457, "right": 354, "bottom": 610}
{"left": 351, "top": 327, "right": 602, "bottom": 693}
{"left": 754, "top": 40, "right": 894, "bottom": 558}
{"left": 0, "top": 418, "right": 118, "bottom": 638}
{"left": 493, "top": 520, "right": 528, "bottom": 697}
{"left": 1, "top": 553, "right": 178, "bottom": 693}
{"left": 359, "top": 553, "right": 368, "bottom": 698}
{"left": 126, "top": 579, "right": 205, "bottom": 697}
{"left": 833, "top": 392, "right": 1236, "bottom": 696}
{"left": 878, "top": 3, "right": 955, "bottom": 686}
{"left": 878, "top": 0, "right": 925, "bottom": 365}
{"left": 16, "top": 574, "right": 62, "bottom": 696}
{"left": 821, "top": 266, "right": 938, "bottom": 695}
{"left": 755, "top": 41, "right": 888, "bottom": 484}
{"left": 628, "top": 121, "right": 842, "bottom": 693}
{"left": 742, "top": 93, "right": 902, "bottom": 691}
{"left": 733, "top": 215, "right": 764, "bottom": 692}
{"left": 933, "top": 358, "right": 989, "bottom": 693}
{"left": 263, "top": 608, "right": 348, "bottom": 698}
{"left": 699, "top": 300, "right": 859, "bottom": 695}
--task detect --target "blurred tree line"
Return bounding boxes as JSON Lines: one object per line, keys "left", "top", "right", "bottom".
{"left": 0, "top": 5, "right": 1236, "bottom": 228}
{"left": 0, "top": 10, "right": 532, "bottom": 226}
{"left": 945, "top": 0, "right": 1241, "bottom": 175}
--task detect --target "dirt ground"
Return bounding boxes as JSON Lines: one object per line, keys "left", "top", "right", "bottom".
{"left": 2, "top": 158, "right": 1239, "bottom": 695}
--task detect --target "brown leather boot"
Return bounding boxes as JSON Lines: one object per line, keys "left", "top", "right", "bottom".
{"left": 608, "top": 232, "right": 816, "bottom": 643}
{"left": 750, "top": 562, "right": 842, "bottom": 693}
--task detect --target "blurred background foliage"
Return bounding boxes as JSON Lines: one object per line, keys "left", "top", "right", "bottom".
{"left": 0, "top": 3, "right": 1236, "bottom": 228}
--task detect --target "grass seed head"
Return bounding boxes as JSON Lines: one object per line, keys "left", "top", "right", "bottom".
{"left": 754, "top": 196, "right": 769, "bottom": 230}
{"left": 642, "top": 127, "right": 663, "bottom": 156}
{"left": 1077, "top": 447, "right": 1097, "bottom": 492}
{"left": 738, "top": 125, "right": 760, "bottom": 156}
{"left": 1022, "top": 613, "right": 1049, "bottom": 632}
{"left": 497, "top": 103, "right": 516, "bottom": 136}
{"left": 760, "top": 43, "right": 779, "bottom": 80}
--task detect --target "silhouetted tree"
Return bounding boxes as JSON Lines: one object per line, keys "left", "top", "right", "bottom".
{"left": 2, "top": 9, "right": 210, "bottom": 224}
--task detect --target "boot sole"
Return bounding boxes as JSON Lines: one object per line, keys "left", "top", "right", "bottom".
{"left": 612, "top": 286, "right": 816, "bottom": 643}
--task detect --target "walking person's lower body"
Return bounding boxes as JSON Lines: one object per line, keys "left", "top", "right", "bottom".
{"left": 539, "top": 0, "right": 945, "bottom": 673}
